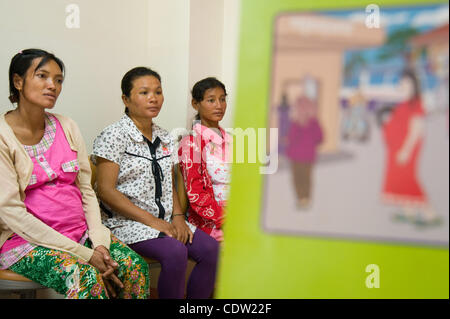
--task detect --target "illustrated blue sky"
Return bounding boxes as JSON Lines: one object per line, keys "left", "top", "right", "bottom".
{"left": 322, "top": 4, "right": 449, "bottom": 87}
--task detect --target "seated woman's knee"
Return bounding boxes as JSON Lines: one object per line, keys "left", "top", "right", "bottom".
{"left": 157, "top": 237, "right": 188, "bottom": 265}
{"left": 202, "top": 236, "right": 220, "bottom": 263}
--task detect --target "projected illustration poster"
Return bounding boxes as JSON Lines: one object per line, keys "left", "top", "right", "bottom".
{"left": 262, "top": 4, "right": 449, "bottom": 246}
{"left": 215, "top": 0, "right": 449, "bottom": 300}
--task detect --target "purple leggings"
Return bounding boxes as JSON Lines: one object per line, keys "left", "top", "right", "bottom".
{"left": 129, "top": 228, "right": 219, "bottom": 299}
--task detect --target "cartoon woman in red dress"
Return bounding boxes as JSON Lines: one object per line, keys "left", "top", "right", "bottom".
{"left": 382, "top": 69, "right": 441, "bottom": 227}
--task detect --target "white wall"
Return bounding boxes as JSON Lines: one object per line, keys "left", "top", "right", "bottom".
{"left": 221, "top": 0, "right": 241, "bottom": 129}
{"left": 187, "top": 0, "right": 224, "bottom": 128}
{"left": 147, "top": 0, "right": 190, "bottom": 134}
{"left": 0, "top": 0, "right": 240, "bottom": 153}
{"left": 188, "top": 0, "right": 241, "bottom": 130}
{"left": 0, "top": 0, "right": 152, "bottom": 152}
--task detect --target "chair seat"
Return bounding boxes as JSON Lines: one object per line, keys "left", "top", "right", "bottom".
{"left": 0, "top": 269, "right": 32, "bottom": 282}
{"left": 143, "top": 257, "right": 160, "bottom": 269}
{"left": 143, "top": 257, "right": 157, "bottom": 263}
{"left": 0, "top": 261, "right": 160, "bottom": 286}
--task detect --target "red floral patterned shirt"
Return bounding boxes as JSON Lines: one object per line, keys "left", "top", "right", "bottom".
{"left": 178, "top": 124, "right": 232, "bottom": 235}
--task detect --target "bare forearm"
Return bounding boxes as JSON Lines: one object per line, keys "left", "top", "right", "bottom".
{"left": 97, "top": 187, "right": 160, "bottom": 228}
{"left": 172, "top": 168, "right": 184, "bottom": 215}
{"left": 400, "top": 117, "right": 424, "bottom": 154}
{"left": 172, "top": 186, "right": 183, "bottom": 214}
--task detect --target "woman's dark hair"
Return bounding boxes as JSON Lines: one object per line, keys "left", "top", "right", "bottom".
{"left": 8, "top": 49, "right": 65, "bottom": 103}
{"left": 400, "top": 68, "right": 421, "bottom": 100}
{"left": 121, "top": 67, "right": 161, "bottom": 114}
{"left": 191, "top": 77, "right": 226, "bottom": 103}
{"left": 191, "top": 77, "right": 227, "bottom": 121}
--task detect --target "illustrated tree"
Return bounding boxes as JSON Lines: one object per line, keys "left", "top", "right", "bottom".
{"left": 376, "top": 26, "right": 421, "bottom": 66}
{"left": 344, "top": 51, "right": 367, "bottom": 86}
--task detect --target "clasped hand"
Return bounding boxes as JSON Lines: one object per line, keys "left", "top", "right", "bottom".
{"left": 88, "top": 245, "right": 123, "bottom": 298}
{"left": 154, "top": 216, "right": 193, "bottom": 244}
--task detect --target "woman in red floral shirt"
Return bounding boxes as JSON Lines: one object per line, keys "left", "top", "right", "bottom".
{"left": 178, "top": 78, "right": 232, "bottom": 242}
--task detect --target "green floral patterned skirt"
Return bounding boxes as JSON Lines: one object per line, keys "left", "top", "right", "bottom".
{"left": 9, "top": 235, "right": 149, "bottom": 299}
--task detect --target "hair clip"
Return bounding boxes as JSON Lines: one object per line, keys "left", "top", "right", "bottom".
{"left": 18, "top": 50, "right": 23, "bottom": 54}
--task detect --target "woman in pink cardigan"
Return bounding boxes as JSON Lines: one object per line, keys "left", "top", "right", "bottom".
{"left": 0, "top": 49, "right": 148, "bottom": 299}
